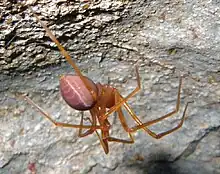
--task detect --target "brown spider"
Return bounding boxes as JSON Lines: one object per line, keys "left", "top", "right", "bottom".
{"left": 18, "top": 7, "right": 192, "bottom": 154}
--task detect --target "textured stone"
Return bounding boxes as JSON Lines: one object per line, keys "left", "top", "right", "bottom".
{"left": 0, "top": 0, "right": 219, "bottom": 174}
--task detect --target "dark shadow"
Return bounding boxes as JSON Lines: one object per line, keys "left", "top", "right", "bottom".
{"left": 122, "top": 149, "right": 211, "bottom": 174}
{"left": 123, "top": 151, "right": 179, "bottom": 174}
{"left": 144, "top": 153, "right": 179, "bottom": 174}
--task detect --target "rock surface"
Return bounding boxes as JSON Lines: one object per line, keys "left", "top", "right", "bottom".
{"left": 0, "top": 0, "right": 219, "bottom": 174}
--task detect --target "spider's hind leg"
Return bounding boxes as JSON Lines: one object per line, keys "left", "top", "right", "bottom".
{"left": 113, "top": 77, "right": 192, "bottom": 139}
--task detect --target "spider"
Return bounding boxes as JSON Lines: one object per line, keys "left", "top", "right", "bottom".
{"left": 18, "top": 7, "right": 192, "bottom": 154}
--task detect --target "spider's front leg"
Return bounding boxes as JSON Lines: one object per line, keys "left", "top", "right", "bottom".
{"left": 16, "top": 93, "right": 102, "bottom": 130}
{"left": 103, "top": 65, "right": 141, "bottom": 119}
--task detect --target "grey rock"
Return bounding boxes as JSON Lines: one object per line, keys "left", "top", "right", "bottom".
{"left": 0, "top": 0, "right": 219, "bottom": 174}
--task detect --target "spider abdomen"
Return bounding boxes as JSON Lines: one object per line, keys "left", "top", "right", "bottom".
{"left": 60, "top": 75, "right": 98, "bottom": 111}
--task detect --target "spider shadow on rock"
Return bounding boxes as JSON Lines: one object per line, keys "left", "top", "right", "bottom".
{"left": 123, "top": 150, "right": 179, "bottom": 174}
{"left": 122, "top": 149, "right": 211, "bottom": 174}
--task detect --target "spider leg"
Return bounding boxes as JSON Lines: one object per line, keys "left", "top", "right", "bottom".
{"left": 84, "top": 106, "right": 134, "bottom": 153}
{"left": 103, "top": 65, "right": 141, "bottom": 119}
{"left": 17, "top": 94, "right": 102, "bottom": 130}
{"left": 113, "top": 89, "right": 151, "bottom": 134}
{"left": 78, "top": 110, "right": 97, "bottom": 137}
{"left": 100, "top": 91, "right": 135, "bottom": 144}
{"left": 107, "top": 135, "right": 134, "bottom": 143}
{"left": 115, "top": 77, "right": 193, "bottom": 139}
{"left": 119, "top": 77, "right": 183, "bottom": 130}
{"left": 86, "top": 117, "right": 109, "bottom": 154}
{"left": 116, "top": 91, "right": 153, "bottom": 134}
{"left": 107, "top": 106, "right": 134, "bottom": 144}
{"left": 29, "top": 7, "right": 97, "bottom": 100}
{"left": 29, "top": 9, "right": 81, "bottom": 76}
{"left": 131, "top": 101, "right": 191, "bottom": 138}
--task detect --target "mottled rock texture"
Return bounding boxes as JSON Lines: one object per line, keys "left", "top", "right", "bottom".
{"left": 0, "top": 0, "right": 219, "bottom": 174}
